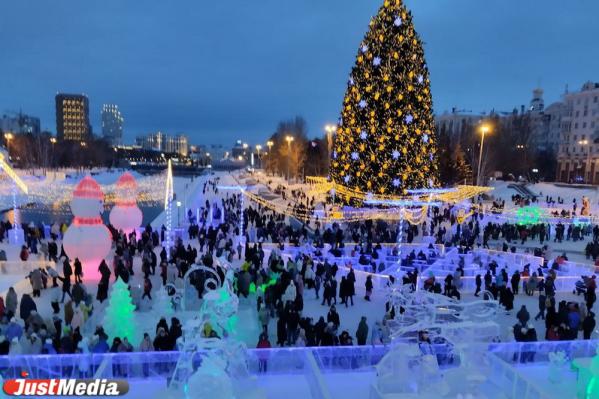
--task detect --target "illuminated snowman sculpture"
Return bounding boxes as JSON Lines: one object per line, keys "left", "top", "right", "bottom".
{"left": 109, "top": 172, "right": 142, "bottom": 236}
{"left": 63, "top": 176, "right": 112, "bottom": 281}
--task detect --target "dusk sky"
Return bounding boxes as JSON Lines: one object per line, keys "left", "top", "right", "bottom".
{"left": 1, "top": 0, "right": 598, "bottom": 146}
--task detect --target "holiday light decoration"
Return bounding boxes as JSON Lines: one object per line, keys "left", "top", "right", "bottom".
{"left": 164, "top": 159, "right": 174, "bottom": 252}
{"left": 329, "top": 0, "right": 438, "bottom": 196}
{"left": 63, "top": 176, "right": 112, "bottom": 281}
{"left": 109, "top": 172, "right": 142, "bottom": 234}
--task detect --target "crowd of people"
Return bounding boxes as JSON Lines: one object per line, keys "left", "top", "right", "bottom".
{"left": 0, "top": 174, "right": 597, "bottom": 368}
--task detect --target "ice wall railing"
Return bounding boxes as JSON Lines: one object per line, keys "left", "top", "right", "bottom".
{"left": 0, "top": 340, "right": 595, "bottom": 380}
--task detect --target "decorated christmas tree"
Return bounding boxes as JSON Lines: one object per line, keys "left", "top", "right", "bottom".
{"left": 103, "top": 278, "right": 136, "bottom": 342}
{"left": 330, "top": 0, "right": 438, "bottom": 196}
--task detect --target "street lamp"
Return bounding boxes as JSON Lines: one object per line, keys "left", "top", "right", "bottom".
{"left": 4, "top": 133, "right": 14, "bottom": 157}
{"left": 255, "top": 144, "right": 263, "bottom": 169}
{"left": 476, "top": 124, "right": 491, "bottom": 186}
{"left": 285, "top": 135, "right": 294, "bottom": 180}
{"left": 578, "top": 139, "right": 591, "bottom": 183}
{"left": 325, "top": 124, "right": 336, "bottom": 160}
{"left": 50, "top": 137, "right": 57, "bottom": 169}
{"left": 176, "top": 201, "right": 182, "bottom": 227}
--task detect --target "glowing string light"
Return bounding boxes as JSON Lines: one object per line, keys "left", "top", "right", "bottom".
{"left": 164, "top": 159, "right": 174, "bottom": 252}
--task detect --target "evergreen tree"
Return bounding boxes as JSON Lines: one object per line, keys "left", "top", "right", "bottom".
{"left": 330, "top": 0, "right": 438, "bottom": 196}
{"left": 103, "top": 278, "right": 136, "bottom": 342}
{"left": 452, "top": 143, "right": 472, "bottom": 184}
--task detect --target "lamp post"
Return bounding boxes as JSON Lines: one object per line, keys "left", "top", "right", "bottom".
{"left": 176, "top": 201, "right": 182, "bottom": 227}
{"left": 266, "top": 140, "right": 274, "bottom": 175}
{"left": 285, "top": 135, "right": 294, "bottom": 181}
{"left": 255, "top": 144, "right": 262, "bottom": 169}
{"left": 325, "top": 124, "right": 336, "bottom": 163}
{"left": 4, "top": 132, "right": 14, "bottom": 158}
{"left": 578, "top": 140, "right": 591, "bottom": 183}
{"left": 477, "top": 125, "right": 490, "bottom": 186}
{"left": 50, "top": 137, "right": 57, "bottom": 168}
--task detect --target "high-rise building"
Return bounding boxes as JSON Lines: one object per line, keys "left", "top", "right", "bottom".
{"left": 0, "top": 111, "right": 41, "bottom": 135}
{"left": 135, "top": 132, "right": 188, "bottom": 157}
{"left": 556, "top": 82, "right": 599, "bottom": 183}
{"left": 101, "top": 104, "right": 124, "bottom": 145}
{"left": 55, "top": 94, "right": 91, "bottom": 142}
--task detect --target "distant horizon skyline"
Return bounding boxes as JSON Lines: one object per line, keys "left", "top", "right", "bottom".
{"left": 0, "top": 80, "right": 583, "bottom": 145}
{"left": 1, "top": 0, "right": 598, "bottom": 145}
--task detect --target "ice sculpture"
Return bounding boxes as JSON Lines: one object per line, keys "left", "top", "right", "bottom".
{"left": 63, "top": 176, "right": 112, "bottom": 280}
{"left": 109, "top": 172, "right": 142, "bottom": 235}
{"left": 548, "top": 351, "right": 567, "bottom": 384}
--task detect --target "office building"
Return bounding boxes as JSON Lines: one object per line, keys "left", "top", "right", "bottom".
{"left": 101, "top": 104, "right": 124, "bottom": 145}
{"left": 55, "top": 94, "right": 91, "bottom": 142}
{"left": 136, "top": 132, "right": 188, "bottom": 157}
{"left": 0, "top": 111, "right": 41, "bottom": 135}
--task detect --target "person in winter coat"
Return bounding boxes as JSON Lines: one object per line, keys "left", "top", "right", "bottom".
{"left": 64, "top": 301, "right": 74, "bottom": 326}
{"left": 153, "top": 327, "right": 171, "bottom": 351}
{"left": 256, "top": 333, "right": 271, "bottom": 372}
{"left": 41, "top": 338, "right": 56, "bottom": 354}
{"left": 72, "top": 283, "right": 86, "bottom": 306}
{"left": 327, "top": 305, "right": 340, "bottom": 328}
{"left": 29, "top": 269, "right": 43, "bottom": 298}
{"left": 0, "top": 335, "right": 8, "bottom": 355}
{"left": 5, "top": 287, "right": 17, "bottom": 319}
{"left": 503, "top": 287, "right": 515, "bottom": 313}
{"left": 583, "top": 312, "right": 596, "bottom": 340}
{"left": 74, "top": 258, "right": 83, "bottom": 284}
{"left": 19, "top": 246, "right": 29, "bottom": 261}
{"left": 26, "top": 310, "right": 44, "bottom": 332}
{"left": 347, "top": 268, "right": 356, "bottom": 306}
{"left": 142, "top": 277, "right": 153, "bottom": 300}
{"left": 283, "top": 281, "right": 297, "bottom": 304}
{"left": 19, "top": 294, "right": 37, "bottom": 322}
{"left": 71, "top": 307, "right": 84, "bottom": 331}
{"left": 517, "top": 305, "right": 530, "bottom": 325}
{"left": 365, "top": 275, "right": 373, "bottom": 301}
{"left": 258, "top": 304, "right": 270, "bottom": 333}
{"left": 276, "top": 317, "right": 286, "bottom": 347}
{"left": 356, "top": 316, "right": 369, "bottom": 346}
{"left": 139, "top": 332, "right": 154, "bottom": 377}
{"left": 6, "top": 318, "right": 23, "bottom": 342}
{"left": 97, "top": 260, "right": 111, "bottom": 303}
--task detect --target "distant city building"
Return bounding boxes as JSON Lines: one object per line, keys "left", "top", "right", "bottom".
{"left": 529, "top": 88, "right": 545, "bottom": 113}
{"left": 101, "top": 104, "right": 123, "bottom": 145}
{"left": 435, "top": 109, "right": 485, "bottom": 140}
{"left": 556, "top": 82, "right": 599, "bottom": 183}
{"left": 231, "top": 140, "right": 250, "bottom": 162}
{"left": 135, "top": 132, "right": 188, "bottom": 157}
{"left": 55, "top": 94, "right": 91, "bottom": 142}
{"left": 0, "top": 111, "right": 41, "bottom": 135}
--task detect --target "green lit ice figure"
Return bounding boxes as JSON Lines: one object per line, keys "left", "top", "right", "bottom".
{"left": 516, "top": 205, "right": 542, "bottom": 226}
{"left": 587, "top": 346, "right": 599, "bottom": 399}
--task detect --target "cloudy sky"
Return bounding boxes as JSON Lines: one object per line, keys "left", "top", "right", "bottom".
{"left": 1, "top": 0, "right": 598, "bottom": 145}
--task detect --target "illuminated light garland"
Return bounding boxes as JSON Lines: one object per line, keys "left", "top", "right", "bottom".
{"left": 164, "top": 160, "right": 174, "bottom": 252}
